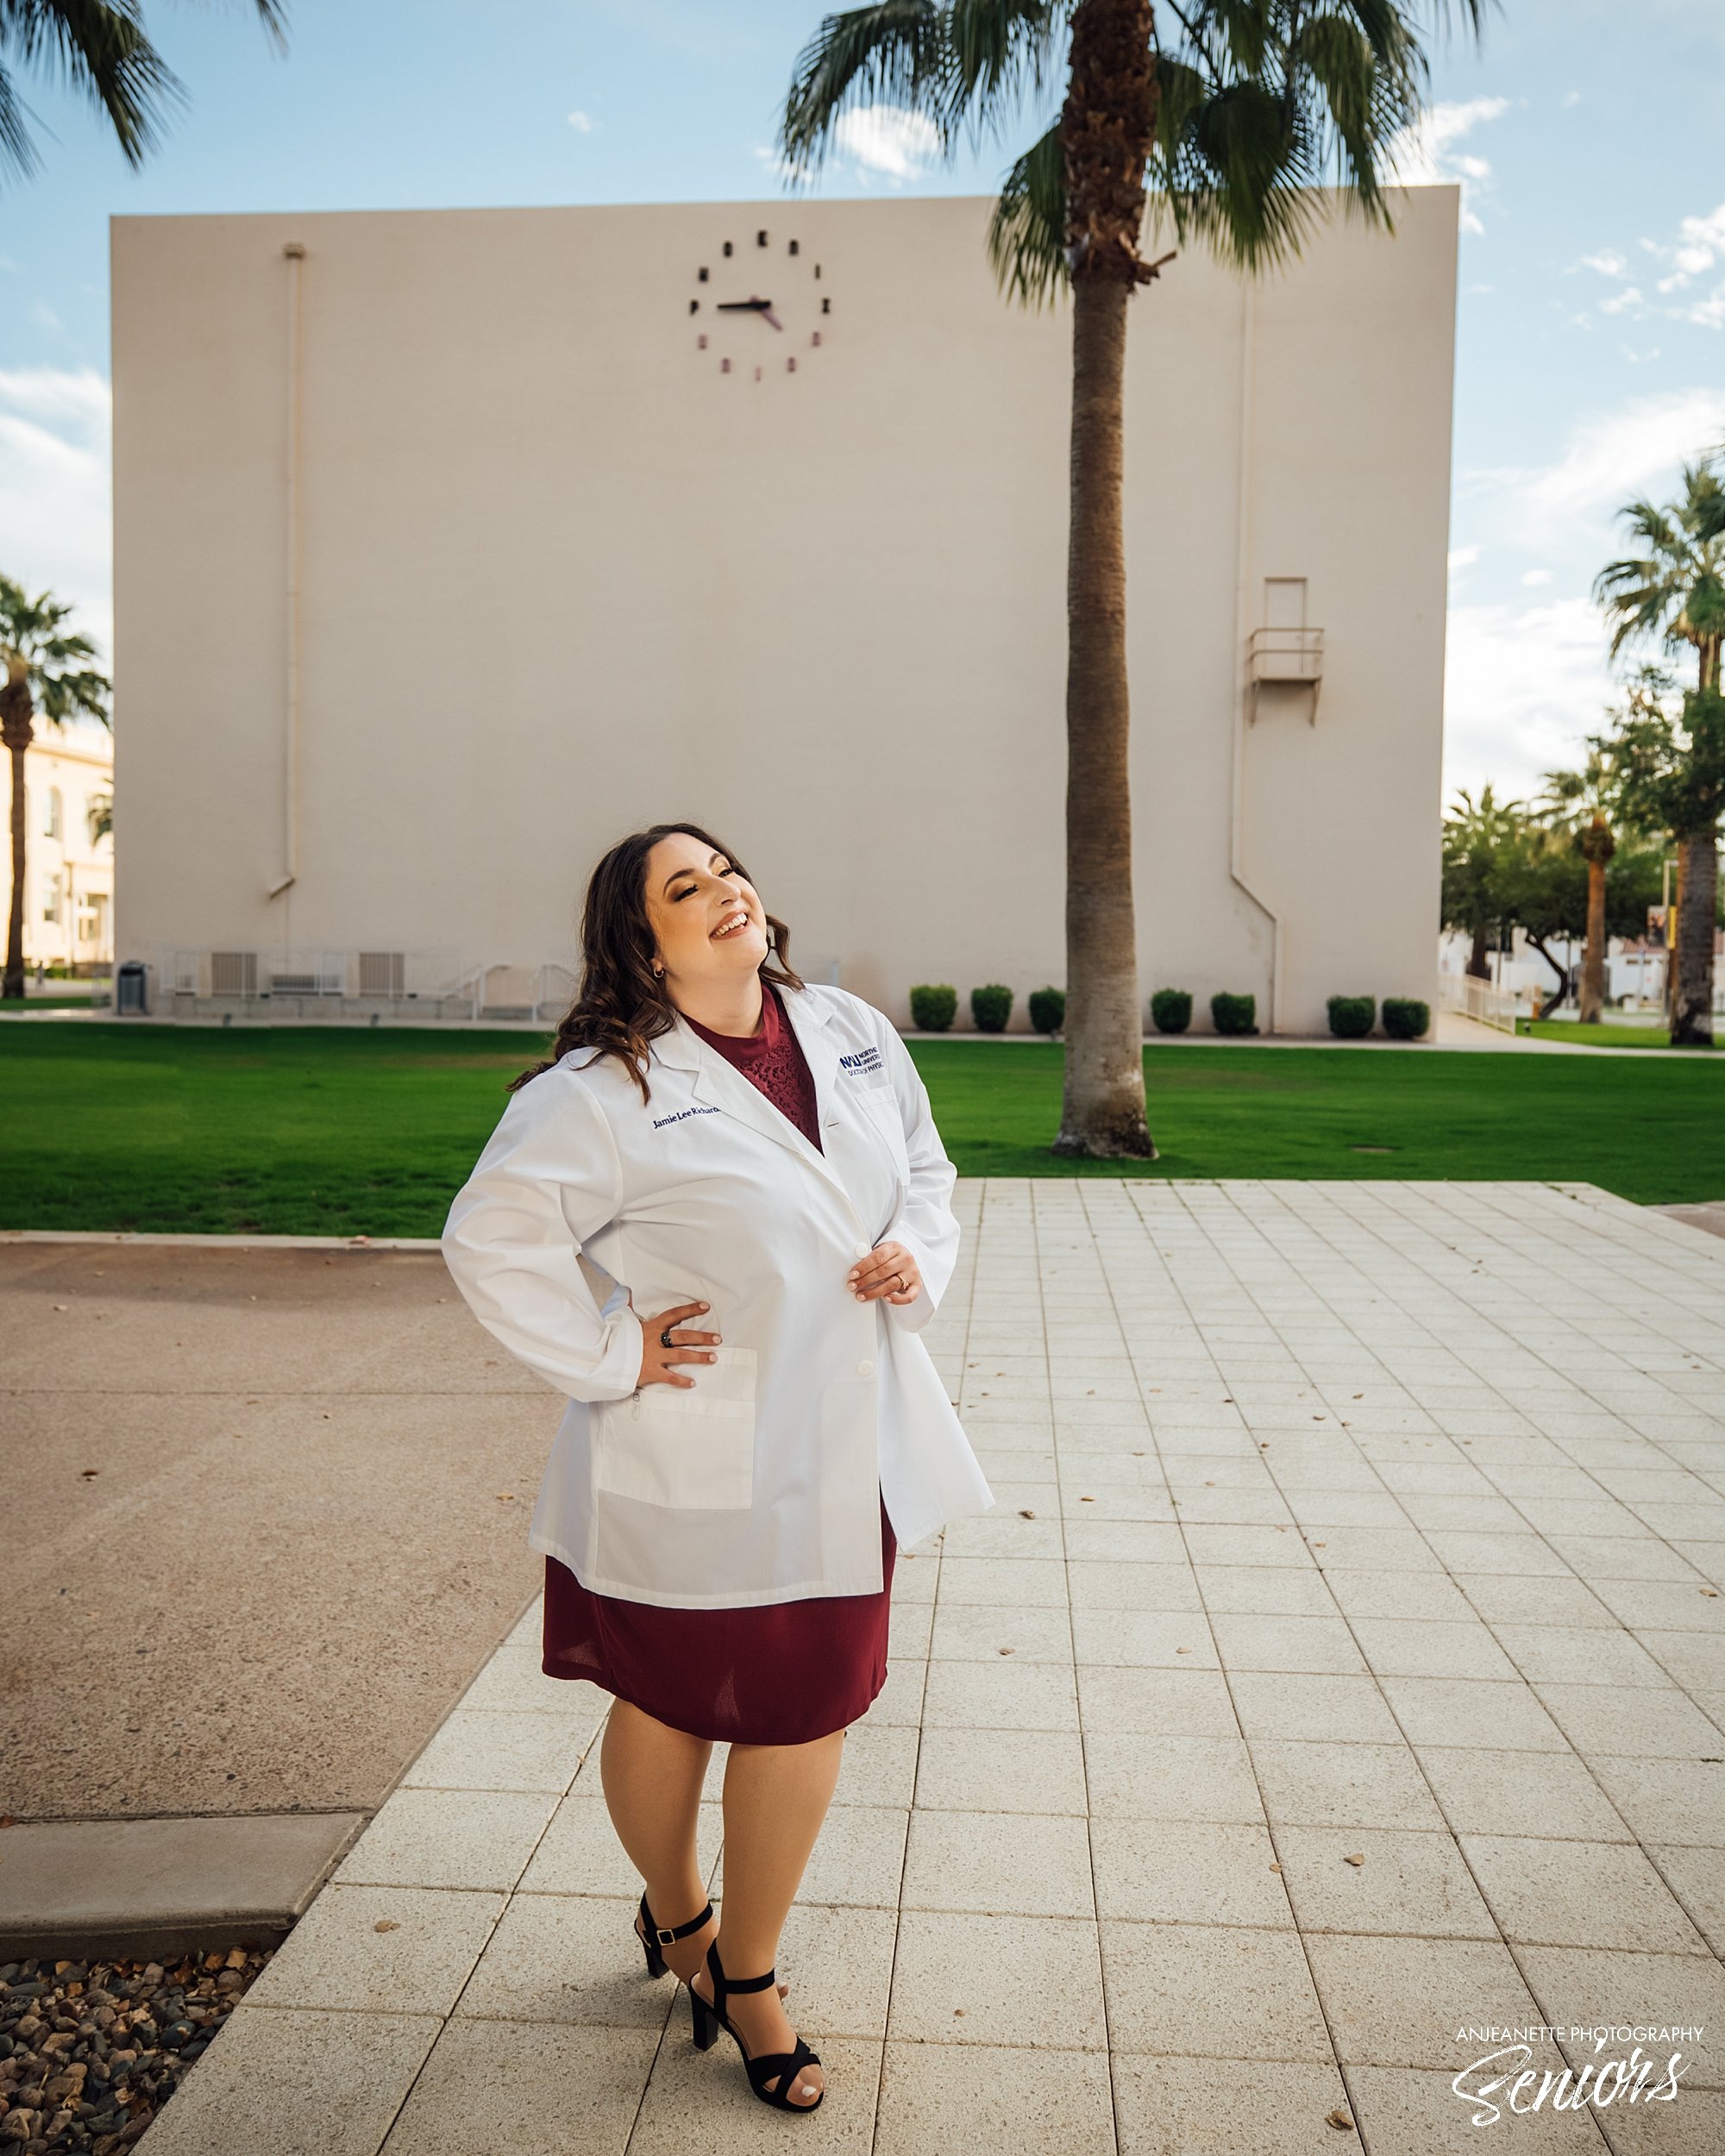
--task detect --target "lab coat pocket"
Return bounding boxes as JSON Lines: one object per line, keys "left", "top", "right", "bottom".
{"left": 592, "top": 1344, "right": 757, "bottom": 1512}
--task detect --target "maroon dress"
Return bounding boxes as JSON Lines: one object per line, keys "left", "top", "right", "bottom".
{"left": 542, "top": 983, "right": 896, "bottom": 1745}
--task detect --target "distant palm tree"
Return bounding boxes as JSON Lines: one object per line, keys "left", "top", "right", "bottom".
{"left": 781, "top": 1, "right": 1485, "bottom": 1156}
{"left": 1441, "top": 784, "right": 1524, "bottom": 981}
{"left": 1594, "top": 461, "right": 1725, "bottom": 1046}
{"left": 1540, "top": 746, "right": 1619, "bottom": 1024}
{"left": 2, "top": 579, "right": 110, "bottom": 1000}
{"left": 0, "top": 1, "right": 285, "bottom": 179}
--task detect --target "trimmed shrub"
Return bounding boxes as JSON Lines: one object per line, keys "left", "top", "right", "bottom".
{"left": 1150, "top": 988, "right": 1193, "bottom": 1034}
{"left": 1027, "top": 986, "right": 1066, "bottom": 1036}
{"left": 1327, "top": 995, "right": 1377, "bottom": 1039}
{"left": 908, "top": 983, "right": 957, "bottom": 1032}
{"left": 970, "top": 983, "right": 1013, "bottom": 1034}
{"left": 1382, "top": 997, "right": 1431, "bottom": 1041}
{"left": 1211, "top": 992, "right": 1258, "bottom": 1037}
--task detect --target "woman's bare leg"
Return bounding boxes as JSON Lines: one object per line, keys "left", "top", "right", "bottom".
{"left": 696, "top": 1729, "right": 845, "bottom": 2107}
{"left": 599, "top": 1700, "right": 714, "bottom": 1980}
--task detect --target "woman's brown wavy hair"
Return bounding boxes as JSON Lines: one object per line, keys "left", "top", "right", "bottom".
{"left": 508, "top": 822, "right": 804, "bottom": 1100}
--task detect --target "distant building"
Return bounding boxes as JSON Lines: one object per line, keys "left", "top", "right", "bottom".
{"left": 2, "top": 721, "right": 114, "bottom": 972}
{"left": 110, "top": 191, "right": 1457, "bottom": 1030}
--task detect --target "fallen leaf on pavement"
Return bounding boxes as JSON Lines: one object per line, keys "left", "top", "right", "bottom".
{"left": 1343, "top": 1853, "right": 1365, "bottom": 1868}
{"left": 374, "top": 1920, "right": 400, "bottom": 1934}
{"left": 1326, "top": 2108, "right": 1355, "bottom": 2133}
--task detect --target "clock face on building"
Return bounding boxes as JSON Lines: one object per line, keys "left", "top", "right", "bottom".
{"left": 690, "top": 229, "right": 831, "bottom": 379}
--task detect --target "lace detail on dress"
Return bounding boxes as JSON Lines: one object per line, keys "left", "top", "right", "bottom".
{"left": 683, "top": 986, "right": 821, "bottom": 1150}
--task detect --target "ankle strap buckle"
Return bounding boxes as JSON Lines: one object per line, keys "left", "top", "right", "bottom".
{"left": 656, "top": 1927, "right": 678, "bottom": 1946}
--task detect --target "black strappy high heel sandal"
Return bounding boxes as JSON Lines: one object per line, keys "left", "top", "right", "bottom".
{"left": 689, "top": 1939, "right": 824, "bottom": 2113}
{"left": 634, "top": 1893, "right": 713, "bottom": 1980}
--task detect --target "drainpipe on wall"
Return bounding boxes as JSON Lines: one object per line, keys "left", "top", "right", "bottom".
{"left": 1229, "top": 280, "right": 1281, "bottom": 1031}
{"left": 268, "top": 241, "right": 305, "bottom": 905}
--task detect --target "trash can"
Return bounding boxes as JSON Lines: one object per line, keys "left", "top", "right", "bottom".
{"left": 116, "top": 960, "right": 149, "bottom": 1015}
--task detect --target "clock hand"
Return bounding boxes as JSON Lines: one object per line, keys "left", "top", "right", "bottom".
{"left": 761, "top": 306, "right": 783, "bottom": 331}
{"left": 715, "top": 296, "right": 775, "bottom": 316}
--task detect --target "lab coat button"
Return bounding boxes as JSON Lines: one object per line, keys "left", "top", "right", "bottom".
{"left": 856, "top": 1357, "right": 875, "bottom": 1376}
{"left": 853, "top": 1243, "right": 871, "bottom": 1259}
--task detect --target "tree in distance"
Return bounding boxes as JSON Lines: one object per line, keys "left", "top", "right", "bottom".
{"left": 1593, "top": 461, "right": 1725, "bottom": 1046}
{"left": 1, "top": 578, "right": 110, "bottom": 1001}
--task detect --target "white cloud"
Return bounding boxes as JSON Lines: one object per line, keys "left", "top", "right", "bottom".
{"left": 1578, "top": 250, "right": 1627, "bottom": 278}
{"left": 1445, "top": 388, "right": 1725, "bottom": 794}
{"left": 1444, "top": 598, "right": 1615, "bottom": 795}
{"left": 832, "top": 105, "right": 940, "bottom": 185}
{"left": 567, "top": 110, "right": 596, "bottom": 133}
{"left": 1448, "top": 544, "right": 1480, "bottom": 573}
{"left": 0, "top": 366, "right": 113, "bottom": 659}
{"left": 1465, "top": 386, "right": 1725, "bottom": 541}
{"left": 1606, "top": 200, "right": 1725, "bottom": 329}
{"left": 1386, "top": 96, "right": 1509, "bottom": 235}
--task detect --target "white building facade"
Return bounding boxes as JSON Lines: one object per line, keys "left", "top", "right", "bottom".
{"left": 3, "top": 723, "right": 114, "bottom": 973}
{"left": 110, "top": 192, "right": 1457, "bottom": 1030}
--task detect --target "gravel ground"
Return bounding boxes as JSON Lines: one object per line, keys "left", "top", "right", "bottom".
{"left": 0, "top": 1949, "right": 273, "bottom": 2152}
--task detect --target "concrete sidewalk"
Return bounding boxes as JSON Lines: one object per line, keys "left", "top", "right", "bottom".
{"left": 0, "top": 1238, "right": 547, "bottom": 1953}
{"left": 128, "top": 1179, "right": 1725, "bottom": 2156}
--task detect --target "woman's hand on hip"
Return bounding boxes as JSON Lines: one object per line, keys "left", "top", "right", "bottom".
{"left": 637, "top": 1300, "right": 720, "bottom": 1389}
{"left": 847, "top": 1241, "right": 921, "bottom": 1306}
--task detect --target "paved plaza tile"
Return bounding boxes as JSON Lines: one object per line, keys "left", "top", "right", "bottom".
{"left": 140, "top": 1180, "right": 1725, "bottom": 2153}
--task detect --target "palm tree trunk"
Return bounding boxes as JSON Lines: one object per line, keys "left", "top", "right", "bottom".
{"left": 1, "top": 657, "right": 33, "bottom": 998}
{"left": 1579, "top": 856, "right": 1608, "bottom": 1023}
{"left": 1466, "top": 926, "right": 1490, "bottom": 981}
{"left": 1053, "top": 0, "right": 1156, "bottom": 1158}
{"left": 1055, "top": 273, "right": 1153, "bottom": 1156}
{"left": 1672, "top": 828, "right": 1717, "bottom": 1046}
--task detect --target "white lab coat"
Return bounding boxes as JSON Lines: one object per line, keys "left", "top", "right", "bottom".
{"left": 442, "top": 982, "right": 993, "bottom": 1608}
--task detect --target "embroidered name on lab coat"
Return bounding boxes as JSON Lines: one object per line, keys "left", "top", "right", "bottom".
{"left": 838, "top": 1048, "right": 885, "bottom": 1076}
{"left": 652, "top": 1106, "right": 722, "bottom": 1130}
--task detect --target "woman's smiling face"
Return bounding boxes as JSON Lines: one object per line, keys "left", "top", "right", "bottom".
{"left": 643, "top": 830, "right": 770, "bottom": 991}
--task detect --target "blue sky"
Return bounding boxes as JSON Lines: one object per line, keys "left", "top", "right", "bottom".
{"left": 3, "top": 0, "right": 1723, "bottom": 797}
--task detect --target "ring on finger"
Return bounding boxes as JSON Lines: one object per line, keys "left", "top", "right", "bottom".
{"left": 659, "top": 1327, "right": 675, "bottom": 1350}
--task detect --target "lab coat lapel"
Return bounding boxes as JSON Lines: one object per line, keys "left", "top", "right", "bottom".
{"left": 656, "top": 998, "right": 856, "bottom": 1213}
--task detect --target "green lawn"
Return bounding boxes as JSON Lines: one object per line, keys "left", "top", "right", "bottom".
{"left": 1, "top": 1024, "right": 1720, "bottom": 1237}
{"left": 1522, "top": 1019, "right": 1719, "bottom": 1050}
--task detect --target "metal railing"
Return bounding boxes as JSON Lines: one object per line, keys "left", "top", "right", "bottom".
{"left": 1246, "top": 625, "right": 1324, "bottom": 686}
{"left": 1439, "top": 972, "right": 1521, "bottom": 1034}
{"left": 154, "top": 949, "right": 579, "bottom": 1022}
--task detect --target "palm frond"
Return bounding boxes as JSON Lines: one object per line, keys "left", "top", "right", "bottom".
{"left": 780, "top": 1, "right": 1066, "bottom": 179}
{"left": 0, "top": 0, "right": 184, "bottom": 172}
{"left": 988, "top": 116, "right": 1065, "bottom": 305}
{"left": 0, "top": 2, "right": 285, "bottom": 180}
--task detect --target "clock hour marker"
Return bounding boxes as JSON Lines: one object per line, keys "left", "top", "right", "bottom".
{"left": 756, "top": 229, "right": 768, "bottom": 247}
{"left": 698, "top": 334, "right": 707, "bottom": 349}
{"left": 821, "top": 297, "right": 831, "bottom": 315}
{"left": 812, "top": 331, "right": 821, "bottom": 348}
{"left": 787, "top": 357, "right": 796, "bottom": 372}
{"left": 698, "top": 266, "right": 709, "bottom": 283}
{"left": 688, "top": 299, "right": 699, "bottom": 315}
{"left": 721, "top": 357, "right": 731, "bottom": 373}
{"left": 723, "top": 241, "right": 733, "bottom": 257}
{"left": 789, "top": 239, "right": 800, "bottom": 257}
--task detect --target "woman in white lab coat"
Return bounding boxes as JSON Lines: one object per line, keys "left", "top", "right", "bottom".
{"left": 442, "top": 822, "right": 990, "bottom": 2115}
